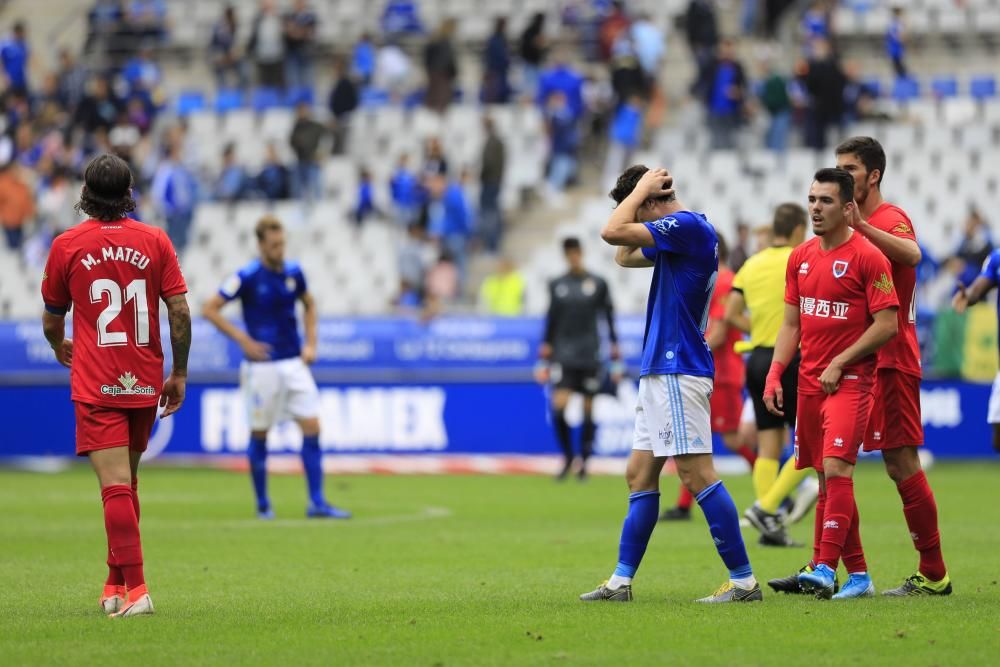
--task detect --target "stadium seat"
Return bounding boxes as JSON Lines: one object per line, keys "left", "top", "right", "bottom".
{"left": 931, "top": 77, "right": 959, "bottom": 99}
{"left": 284, "top": 87, "right": 315, "bottom": 107}
{"left": 214, "top": 89, "right": 244, "bottom": 113}
{"left": 176, "top": 90, "right": 206, "bottom": 116}
{"left": 970, "top": 76, "right": 997, "bottom": 100}
{"left": 252, "top": 88, "right": 283, "bottom": 113}
{"left": 892, "top": 77, "right": 922, "bottom": 102}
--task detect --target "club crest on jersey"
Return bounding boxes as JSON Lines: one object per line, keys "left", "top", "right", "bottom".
{"left": 832, "top": 260, "right": 849, "bottom": 278}
{"left": 652, "top": 216, "right": 679, "bottom": 234}
{"left": 101, "top": 371, "right": 155, "bottom": 397}
{"left": 285, "top": 276, "right": 297, "bottom": 292}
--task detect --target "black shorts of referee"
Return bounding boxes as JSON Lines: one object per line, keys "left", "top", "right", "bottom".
{"left": 746, "top": 347, "right": 800, "bottom": 431}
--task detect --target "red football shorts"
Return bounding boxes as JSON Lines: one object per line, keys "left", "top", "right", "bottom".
{"left": 710, "top": 383, "right": 743, "bottom": 434}
{"left": 864, "top": 368, "right": 924, "bottom": 451}
{"left": 74, "top": 402, "right": 158, "bottom": 457}
{"left": 794, "top": 389, "right": 874, "bottom": 471}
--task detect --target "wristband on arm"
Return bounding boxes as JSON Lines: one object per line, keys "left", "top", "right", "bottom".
{"left": 763, "top": 361, "right": 787, "bottom": 398}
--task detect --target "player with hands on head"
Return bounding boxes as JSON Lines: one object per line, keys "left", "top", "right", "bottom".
{"left": 579, "top": 165, "right": 760, "bottom": 604}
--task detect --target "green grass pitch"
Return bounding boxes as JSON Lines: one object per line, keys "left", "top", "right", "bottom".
{"left": 1, "top": 462, "right": 999, "bottom": 666}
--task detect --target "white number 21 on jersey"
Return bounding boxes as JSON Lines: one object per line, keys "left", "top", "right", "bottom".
{"left": 90, "top": 278, "right": 150, "bottom": 346}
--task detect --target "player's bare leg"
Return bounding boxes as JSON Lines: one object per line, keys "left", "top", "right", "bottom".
{"left": 90, "top": 446, "right": 153, "bottom": 617}
{"left": 298, "top": 417, "right": 350, "bottom": 519}
{"left": 551, "top": 388, "right": 574, "bottom": 480}
{"left": 881, "top": 446, "right": 951, "bottom": 595}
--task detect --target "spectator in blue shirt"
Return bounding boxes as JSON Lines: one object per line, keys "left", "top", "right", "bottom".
{"left": 382, "top": 0, "right": 423, "bottom": 37}
{"left": 602, "top": 95, "right": 643, "bottom": 189}
{"left": 351, "top": 33, "right": 376, "bottom": 85}
{"left": 151, "top": 141, "right": 198, "bottom": 250}
{"left": 428, "top": 171, "right": 473, "bottom": 287}
{"left": 353, "top": 167, "right": 378, "bottom": 225}
{"left": 283, "top": 0, "right": 318, "bottom": 91}
{"left": 482, "top": 17, "right": 512, "bottom": 104}
{"left": 390, "top": 153, "right": 421, "bottom": 227}
{"left": 537, "top": 52, "right": 585, "bottom": 121}
{"left": 698, "top": 39, "right": 746, "bottom": 150}
{"left": 1, "top": 21, "right": 30, "bottom": 94}
{"left": 214, "top": 143, "right": 248, "bottom": 203}
{"left": 886, "top": 7, "right": 907, "bottom": 79}
{"left": 800, "top": 1, "right": 828, "bottom": 56}
{"left": 544, "top": 90, "right": 580, "bottom": 193}
{"left": 256, "top": 143, "right": 291, "bottom": 201}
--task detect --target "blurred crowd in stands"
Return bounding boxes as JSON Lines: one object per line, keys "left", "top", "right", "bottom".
{"left": 0, "top": 0, "right": 994, "bottom": 323}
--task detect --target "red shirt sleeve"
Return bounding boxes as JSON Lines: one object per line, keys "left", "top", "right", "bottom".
{"left": 158, "top": 230, "right": 188, "bottom": 299}
{"left": 863, "top": 248, "right": 900, "bottom": 314}
{"left": 41, "top": 238, "right": 71, "bottom": 314}
{"left": 784, "top": 247, "right": 800, "bottom": 306}
{"left": 871, "top": 206, "right": 917, "bottom": 241}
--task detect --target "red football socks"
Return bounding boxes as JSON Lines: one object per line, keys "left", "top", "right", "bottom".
{"left": 898, "top": 470, "right": 947, "bottom": 581}
{"left": 841, "top": 500, "right": 868, "bottom": 573}
{"left": 676, "top": 485, "right": 693, "bottom": 511}
{"left": 818, "top": 476, "right": 855, "bottom": 570}
{"left": 131, "top": 476, "right": 140, "bottom": 522}
{"left": 737, "top": 446, "right": 757, "bottom": 467}
{"left": 101, "top": 484, "right": 145, "bottom": 590}
{"left": 812, "top": 488, "right": 826, "bottom": 566}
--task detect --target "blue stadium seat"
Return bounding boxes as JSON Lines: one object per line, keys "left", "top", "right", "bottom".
{"left": 970, "top": 76, "right": 997, "bottom": 100}
{"left": 361, "top": 88, "right": 392, "bottom": 108}
{"left": 284, "top": 87, "right": 315, "bottom": 107}
{"left": 892, "top": 77, "right": 921, "bottom": 102}
{"left": 252, "top": 87, "right": 283, "bottom": 112}
{"left": 176, "top": 90, "right": 206, "bottom": 116}
{"left": 931, "top": 77, "right": 958, "bottom": 99}
{"left": 214, "top": 88, "right": 244, "bottom": 113}
{"left": 861, "top": 77, "right": 882, "bottom": 98}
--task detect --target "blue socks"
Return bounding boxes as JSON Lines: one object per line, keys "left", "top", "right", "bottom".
{"left": 697, "top": 481, "right": 753, "bottom": 581}
{"left": 613, "top": 491, "right": 661, "bottom": 578}
{"left": 301, "top": 435, "right": 325, "bottom": 507}
{"left": 248, "top": 435, "right": 269, "bottom": 512}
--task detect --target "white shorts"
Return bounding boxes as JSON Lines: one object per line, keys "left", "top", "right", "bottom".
{"left": 241, "top": 357, "right": 320, "bottom": 431}
{"left": 632, "top": 374, "right": 714, "bottom": 458}
{"left": 988, "top": 372, "right": 1000, "bottom": 424}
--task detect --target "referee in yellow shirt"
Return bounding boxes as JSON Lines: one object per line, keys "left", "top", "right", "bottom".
{"left": 725, "top": 203, "right": 811, "bottom": 549}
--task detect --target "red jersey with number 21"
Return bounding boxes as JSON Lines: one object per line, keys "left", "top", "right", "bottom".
{"left": 41, "top": 219, "right": 187, "bottom": 408}
{"left": 785, "top": 232, "right": 899, "bottom": 395}
{"left": 866, "top": 202, "right": 921, "bottom": 378}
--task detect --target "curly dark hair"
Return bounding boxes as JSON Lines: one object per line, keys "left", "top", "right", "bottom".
{"left": 74, "top": 154, "right": 137, "bottom": 221}
{"left": 608, "top": 164, "right": 675, "bottom": 206}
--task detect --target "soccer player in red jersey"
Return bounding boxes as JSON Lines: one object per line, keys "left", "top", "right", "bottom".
{"left": 40, "top": 154, "right": 191, "bottom": 617}
{"left": 835, "top": 136, "right": 951, "bottom": 596}
{"left": 764, "top": 168, "right": 899, "bottom": 599}
{"left": 660, "top": 235, "right": 756, "bottom": 521}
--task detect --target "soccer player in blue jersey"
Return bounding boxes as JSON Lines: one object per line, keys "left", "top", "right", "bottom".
{"left": 580, "top": 165, "right": 761, "bottom": 603}
{"left": 203, "top": 216, "right": 350, "bottom": 519}
{"left": 953, "top": 249, "right": 1000, "bottom": 454}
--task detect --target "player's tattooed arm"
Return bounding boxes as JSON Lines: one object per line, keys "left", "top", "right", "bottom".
{"left": 41, "top": 310, "right": 73, "bottom": 368}
{"left": 165, "top": 294, "right": 191, "bottom": 377}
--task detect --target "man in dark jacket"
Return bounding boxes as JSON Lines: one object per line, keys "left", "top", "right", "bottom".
{"left": 685, "top": 0, "right": 719, "bottom": 96}
{"left": 803, "top": 38, "right": 846, "bottom": 150}
{"left": 479, "top": 116, "right": 506, "bottom": 253}
{"left": 289, "top": 102, "right": 325, "bottom": 202}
